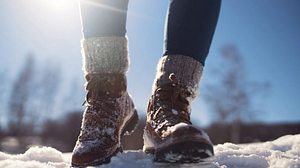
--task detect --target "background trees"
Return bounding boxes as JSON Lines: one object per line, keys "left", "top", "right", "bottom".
{"left": 203, "top": 45, "right": 270, "bottom": 143}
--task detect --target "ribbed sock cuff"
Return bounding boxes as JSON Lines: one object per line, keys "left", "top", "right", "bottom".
{"left": 153, "top": 55, "right": 203, "bottom": 98}
{"left": 82, "top": 37, "right": 129, "bottom": 74}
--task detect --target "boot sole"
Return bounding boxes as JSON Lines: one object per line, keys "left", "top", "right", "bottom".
{"left": 153, "top": 140, "right": 214, "bottom": 163}
{"left": 144, "top": 134, "right": 214, "bottom": 163}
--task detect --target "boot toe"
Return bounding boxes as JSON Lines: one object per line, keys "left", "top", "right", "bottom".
{"left": 71, "top": 141, "right": 119, "bottom": 166}
{"left": 154, "top": 123, "right": 214, "bottom": 163}
{"left": 163, "top": 122, "right": 210, "bottom": 142}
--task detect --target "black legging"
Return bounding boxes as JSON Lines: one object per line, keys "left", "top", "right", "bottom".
{"left": 79, "top": 0, "right": 221, "bottom": 65}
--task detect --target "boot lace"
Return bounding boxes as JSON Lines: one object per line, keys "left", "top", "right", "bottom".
{"left": 148, "top": 73, "right": 192, "bottom": 133}
{"left": 79, "top": 74, "right": 126, "bottom": 141}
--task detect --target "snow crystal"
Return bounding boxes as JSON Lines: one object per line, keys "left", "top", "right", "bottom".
{"left": 103, "top": 127, "right": 115, "bottom": 135}
{"left": 172, "top": 109, "right": 178, "bottom": 115}
{"left": 164, "top": 152, "right": 185, "bottom": 163}
{"left": 168, "top": 122, "right": 189, "bottom": 133}
{"left": 0, "top": 134, "right": 299, "bottom": 168}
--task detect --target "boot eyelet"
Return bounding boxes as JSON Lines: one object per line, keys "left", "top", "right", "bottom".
{"left": 151, "top": 120, "right": 156, "bottom": 128}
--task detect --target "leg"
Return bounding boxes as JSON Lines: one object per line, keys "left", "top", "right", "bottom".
{"left": 144, "top": 0, "right": 221, "bottom": 163}
{"left": 163, "top": 0, "right": 221, "bottom": 65}
{"left": 79, "top": 0, "right": 129, "bottom": 37}
{"left": 72, "top": 0, "right": 138, "bottom": 166}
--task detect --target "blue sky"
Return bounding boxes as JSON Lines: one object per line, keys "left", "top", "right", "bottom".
{"left": 0, "top": 0, "right": 299, "bottom": 126}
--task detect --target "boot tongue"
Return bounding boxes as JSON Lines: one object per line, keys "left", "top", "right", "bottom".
{"left": 149, "top": 74, "right": 192, "bottom": 134}
{"left": 85, "top": 73, "right": 127, "bottom": 105}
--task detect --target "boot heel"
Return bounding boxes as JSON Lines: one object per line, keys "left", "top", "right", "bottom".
{"left": 122, "top": 109, "right": 139, "bottom": 136}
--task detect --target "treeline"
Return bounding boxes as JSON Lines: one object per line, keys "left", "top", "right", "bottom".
{"left": 0, "top": 54, "right": 84, "bottom": 153}
{"left": 2, "top": 112, "right": 299, "bottom": 154}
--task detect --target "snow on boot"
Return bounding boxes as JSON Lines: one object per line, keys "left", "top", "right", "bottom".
{"left": 71, "top": 37, "right": 138, "bottom": 167}
{"left": 143, "top": 55, "right": 214, "bottom": 163}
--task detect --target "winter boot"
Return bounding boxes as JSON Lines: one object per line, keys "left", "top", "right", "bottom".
{"left": 143, "top": 55, "right": 214, "bottom": 163}
{"left": 71, "top": 37, "right": 138, "bottom": 167}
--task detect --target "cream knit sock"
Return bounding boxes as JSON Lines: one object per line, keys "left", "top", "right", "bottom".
{"left": 82, "top": 36, "right": 129, "bottom": 75}
{"left": 153, "top": 55, "right": 203, "bottom": 99}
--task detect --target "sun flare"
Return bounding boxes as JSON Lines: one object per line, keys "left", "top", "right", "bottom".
{"left": 45, "top": 0, "right": 72, "bottom": 10}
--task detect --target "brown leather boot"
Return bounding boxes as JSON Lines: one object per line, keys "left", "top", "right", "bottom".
{"left": 143, "top": 55, "right": 213, "bottom": 163}
{"left": 71, "top": 37, "right": 138, "bottom": 166}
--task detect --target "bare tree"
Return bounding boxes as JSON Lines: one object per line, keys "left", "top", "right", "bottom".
{"left": 0, "top": 70, "right": 6, "bottom": 149}
{"left": 204, "top": 45, "right": 270, "bottom": 143}
{"left": 8, "top": 54, "right": 36, "bottom": 137}
{"left": 0, "top": 70, "right": 6, "bottom": 130}
{"left": 27, "top": 61, "right": 61, "bottom": 129}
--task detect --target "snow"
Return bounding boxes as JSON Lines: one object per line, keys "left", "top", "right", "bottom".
{"left": 0, "top": 134, "right": 299, "bottom": 168}
{"left": 0, "top": 146, "right": 69, "bottom": 168}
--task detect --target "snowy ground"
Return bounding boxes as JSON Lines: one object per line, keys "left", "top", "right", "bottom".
{"left": 0, "top": 134, "right": 299, "bottom": 168}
